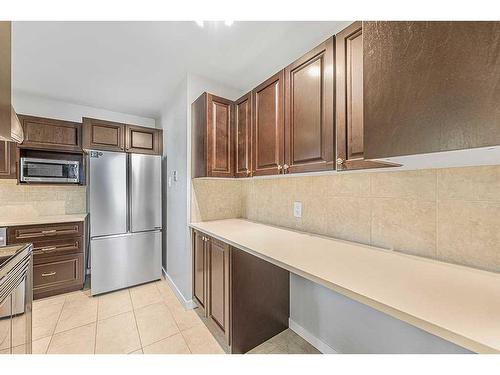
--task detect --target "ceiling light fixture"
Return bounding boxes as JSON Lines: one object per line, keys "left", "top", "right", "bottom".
{"left": 224, "top": 20, "right": 234, "bottom": 26}
{"left": 195, "top": 21, "right": 204, "bottom": 27}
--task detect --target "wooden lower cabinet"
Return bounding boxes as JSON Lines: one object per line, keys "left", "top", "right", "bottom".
{"left": 208, "top": 237, "right": 230, "bottom": 343}
{"left": 7, "top": 221, "right": 85, "bottom": 299}
{"left": 192, "top": 230, "right": 289, "bottom": 353}
{"left": 193, "top": 230, "right": 207, "bottom": 310}
{"left": 33, "top": 253, "right": 83, "bottom": 299}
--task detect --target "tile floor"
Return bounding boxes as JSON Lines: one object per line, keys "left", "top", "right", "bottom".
{"left": 2, "top": 278, "right": 319, "bottom": 354}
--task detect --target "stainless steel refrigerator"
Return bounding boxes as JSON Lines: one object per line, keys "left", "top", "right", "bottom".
{"left": 88, "top": 150, "right": 162, "bottom": 295}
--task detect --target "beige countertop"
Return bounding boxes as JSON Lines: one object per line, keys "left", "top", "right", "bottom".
{"left": 0, "top": 213, "right": 87, "bottom": 227}
{"left": 190, "top": 219, "right": 500, "bottom": 354}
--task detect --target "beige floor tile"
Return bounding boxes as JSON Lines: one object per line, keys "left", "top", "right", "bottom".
{"left": 32, "top": 336, "right": 52, "bottom": 354}
{"left": 95, "top": 312, "right": 141, "bottom": 354}
{"left": 156, "top": 281, "right": 183, "bottom": 309}
{"left": 32, "top": 300, "right": 65, "bottom": 340}
{"left": 168, "top": 303, "right": 203, "bottom": 331}
{"left": 134, "top": 302, "right": 179, "bottom": 346}
{"left": 54, "top": 295, "right": 98, "bottom": 333}
{"left": 130, "top": 348, "right": 143, "bottom": 354}
{"left": 98, "top": 289, "right": 133, "bottom": 321}
{"left": 47, "top": 323, "right": 96, "bottom": 354}
{"left": 246, "top": 341, "right": 278, "bottom": 354}
{"left": 130, "top": 282, "right": 162, "bottom": 309}
{"left": 181, "top": 325, "right": 224, "bottom": 354}
{"left": 143, "top": 333, "right": 190, "bottom": 354}
{"left": 33, "top": 294, "right": 66, "bottom": 310}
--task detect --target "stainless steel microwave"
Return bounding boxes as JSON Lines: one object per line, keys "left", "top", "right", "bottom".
{"left": 20, "top": 157, "right": 80, "bottom": 183}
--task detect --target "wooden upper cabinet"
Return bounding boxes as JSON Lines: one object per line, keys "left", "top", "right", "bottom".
{"left": 336, "top": 22, "right": 395, "bottom": 171}
{"left": 363, "top": 21, "right": 500, "bottom": 159}
{"left": 0, "top": 140, "right": 17, "bottom": 179}
{"left": 126, "top": 125, "right": 162, "bottom": 155}
{"left": 82, "top": 117, "right": 125, "bottom": 152}
{"left": 284, "top": 37, "right": 335, "bottom": 174}
{"left": 252, "top": 71, "right": 285, "bottom": 176}
{"left": 18, "top": 115, "right": 82, "bottom": 152}
{"left": 192, "top": 93, "right": 234, "bottom": 178}
{"left": 234, "top": 92, "right": 252, "bottom": 178}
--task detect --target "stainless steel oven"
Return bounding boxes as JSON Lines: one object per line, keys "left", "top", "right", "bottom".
{"left": 20, "top": 157, "right": 80, "bottom": 183}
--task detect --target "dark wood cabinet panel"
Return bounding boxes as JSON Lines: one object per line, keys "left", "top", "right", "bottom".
{"left": 82, "top": 117, "right": 125, "bottom": 152}
{"left": 230, "top": 247, "right": 289, "bottom": 354}
{"left": 364, "top": 21, "right": 500, "bottom": 159}
{"left": 336, "top": 22, "right": 398, "bottom": 171}
{"left": 33, "top": 253, "right": 83, "bottom": 299}
{"left": 208, "top": 237, "right": 230, "bottom": 343}
{"left": 7, "top": 221, "right": 85, "bottom": 300}
{"left": 252, "top": 71, "right": 285, "bottom": 176}
{"left": 126, "top": 125, "right": 162, "bottom": 155}
{"left": 0, "top": 140, "right": 17, "bottom": 179}
{"left": 32, "top": 237, "right": 83, "bottom": 259}
{"left": 7, "top": 222, "right": 83, "bottom": 243}
{"left": 285, "top": 37, "right": 335, "bottom": 173}
{"left": 234, "top": 92, "right": 252, "bottom": 178}
{"left": 193, "top": 230, "right": 207, "bottom": 310}
{"left": 207, "top": 94, "right": 233, "bottom": 177}
{"left": 192, "top": 93, "right": 234, "bottom": 177}
{"left": 18, "top": 115, "right": 82, "bottom": 152}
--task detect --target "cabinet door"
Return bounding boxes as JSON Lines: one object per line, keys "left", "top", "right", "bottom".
{"left": 206, "top": 94, "right": 233, "bottom": 177}
{"left": 126, "top": 125, "right": 162, "bottom": 155}
{"left": 0, "top": 140, "right": 16, "bottom": 179}
{"left": 193, "top": 231, "right": 207, "bottom": 310}
{"left": 284, "top": 37, "right": 334, "bottom": 173}
{"left": 364, "top": 22, "right": 500, "bottom": 159}
{"left": 234, "top": 92, "right": 252, "bottom": 178}
{"left": 18, "top": 115, "right": 82, "bottom": 152}
{"left": 252, "top": 71, "right": 285, "bottom": 176}
{"left": 208, "top": 237, "right": 230, "bottom": 343}
{"left": 82, "top": 117, "right": 125, "bottom": 152}
{"left": 336, "top": 22, "right": 394, "bottom": 171}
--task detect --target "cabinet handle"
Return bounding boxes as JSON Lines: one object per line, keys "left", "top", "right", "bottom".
{"left": 41, "top": 229, "right": 57, "bottom": 235}
{"left": 283, "top": 164, "right": 289, "bottom": 172}
{"left": 41, "top": 272, "right": 56, "bottom": 277}
{"left": 246, "top": 169, "right": 251, "bottom": 176}
{"left": 41, "top": 246, "right": 57, "bottom": 253}
{"left": 277, "top": 164, "right": 283, "bottom": 171}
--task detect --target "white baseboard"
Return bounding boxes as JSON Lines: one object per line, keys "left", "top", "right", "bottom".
{"left": 161, "top": 268, "right": 197, "bottom": 310}
{"left": 289, "top": 318, "right": 338, "bottom": 354}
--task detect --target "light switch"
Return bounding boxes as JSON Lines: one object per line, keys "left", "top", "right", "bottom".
{"left": 293, "top": 201, "right": 302, "bottom": 218}
{"left": 173, "top": 170, "right": 178, "bottom": 181}
{"left": 168, "top": 177, "right": 172, "bottom": 187}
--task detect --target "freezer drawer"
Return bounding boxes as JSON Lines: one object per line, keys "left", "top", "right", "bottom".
{"left": 130, "top": 154, "right": 162, "bottom": 232}
{"left": 90, "top": 231, "right": 161, "bottom": 295}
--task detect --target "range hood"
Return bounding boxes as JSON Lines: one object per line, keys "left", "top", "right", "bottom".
{"left": 0, "top": 21, "right": 23, "bottom": 143}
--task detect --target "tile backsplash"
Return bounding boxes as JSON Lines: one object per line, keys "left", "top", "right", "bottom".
{"left": 0, "top": 179, "right": 86, "bottom": 218}
{"left": 191, "top": 165, "right": 500, "bottom": 273}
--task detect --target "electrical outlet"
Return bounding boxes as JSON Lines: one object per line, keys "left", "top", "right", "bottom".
{"left": 293, "top": 201, "right": 302, "bottom": 218}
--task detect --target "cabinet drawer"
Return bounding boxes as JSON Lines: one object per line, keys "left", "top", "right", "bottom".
{"left": 8, "top": 222, "right": 83, "bottom": 243}
{"left": 32, "top": 237, "right": 83, "bottom": 258}
{"left": 33, "top": 253, "right": 83, "bottom": 299}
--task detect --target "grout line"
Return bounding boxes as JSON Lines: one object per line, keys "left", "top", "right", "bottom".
{"left": 435, "top": 169, "right": 439, "bottom": 260}
{"left": 44, "top": 294, "right": 67, "bottom": 354}
{"left": 130, "top": 288, "right": 144, "bottom": 351}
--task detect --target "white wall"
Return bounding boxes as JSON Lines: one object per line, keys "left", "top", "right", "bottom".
{"left": 159, "top": 74, "right": 243, "bottom": 304}
{"left": 13, "top": 91, "right": 156, "bottom": 127}
{"left": 290, "top": 274, "right": 471, "bottom": 354}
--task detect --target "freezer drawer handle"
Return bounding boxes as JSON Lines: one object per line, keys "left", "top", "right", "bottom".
{"left": 41, "top": 272, "right": 57, "bottom": 277}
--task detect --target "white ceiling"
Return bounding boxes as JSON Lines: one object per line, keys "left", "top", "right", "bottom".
{"left": 12, "top": 21, "right": 350, "bottom": 119}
